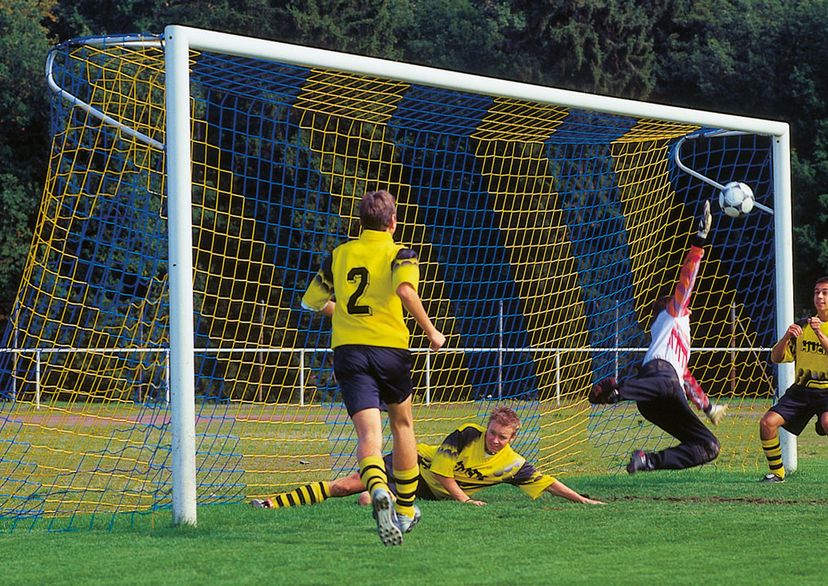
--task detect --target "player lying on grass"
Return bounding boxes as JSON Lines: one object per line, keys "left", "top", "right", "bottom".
{"left": 589, "top": 201, "right": 726, "bottom": 474}
{"left": 758, "top": 276, "right": 828, "bottom": 482}
{"left": 251, "top": 407, "right": 604, "bottom": 509}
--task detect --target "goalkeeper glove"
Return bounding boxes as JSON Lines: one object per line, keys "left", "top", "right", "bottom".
{"left": 692, "top": 200, "right": 712, "bottom": 247}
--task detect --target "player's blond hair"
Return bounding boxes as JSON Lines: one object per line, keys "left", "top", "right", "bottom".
{"left": 360, "top": 190, "right": 396, "bottom": 231}
{"left": 488, "top": 406, "right": 520, "bottom": 434}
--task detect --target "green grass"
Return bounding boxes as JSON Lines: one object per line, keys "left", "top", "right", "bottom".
{"left": 2, "top": 457, "right": 827, "bottom": 585}
{"left": 1, "top": 398, "right": 819, "bottom": 584}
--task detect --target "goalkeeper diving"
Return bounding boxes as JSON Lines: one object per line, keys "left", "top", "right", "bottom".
{"left": 251, "top": 406, "right": 604, "bottom": 509}
{"left": 589, "top": 200, "right": 726, "bottom": 473}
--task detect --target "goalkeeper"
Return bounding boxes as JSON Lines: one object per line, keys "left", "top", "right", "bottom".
{"left": 251, "top": 407, "right": 604, "bottom": 509}
{"left": 589, "top": 201, "right": 725, "bottom": 474}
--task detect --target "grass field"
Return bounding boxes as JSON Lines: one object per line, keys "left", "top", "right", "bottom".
{"left": 2, "top": 439, "right": 826, "bottom": 585}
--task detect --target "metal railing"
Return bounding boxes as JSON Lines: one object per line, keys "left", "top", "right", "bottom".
{"left": 1, "top": 343, "right": 770, "bottom": 409}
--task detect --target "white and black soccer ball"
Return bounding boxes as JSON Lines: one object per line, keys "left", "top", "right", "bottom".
{"left": 718, "top": 181, "right": 755, "bottom": 218}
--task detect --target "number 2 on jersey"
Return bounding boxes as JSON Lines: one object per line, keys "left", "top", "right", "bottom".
{"left": 346, "top": 267, "right": 371, "bottom": 315}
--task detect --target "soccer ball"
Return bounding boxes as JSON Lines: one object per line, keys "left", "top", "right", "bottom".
{"left": 718, "top": 181, "right": 755, "bottom": 218}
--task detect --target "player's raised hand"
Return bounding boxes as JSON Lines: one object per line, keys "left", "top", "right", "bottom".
{"left": 787, "top": 322, "right": 804, "bottom": 338}
{"left": 697, "top": 200, "right": 712, "bottom": 241}
{"left": 691, "top": 200, "right": 713, "bottom": 248}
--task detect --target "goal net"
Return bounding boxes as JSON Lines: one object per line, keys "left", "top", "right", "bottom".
{"left": 0, "top": 26, "right": 791, "bottom": 531}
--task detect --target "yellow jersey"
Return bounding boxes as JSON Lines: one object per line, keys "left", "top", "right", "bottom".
{"left": 302, "top": 229, "right": 419, "bottom": 349}
{"left": 417, "top": 423, "right": 557, "bottom": 499}
{"left": 780, "top": 321, "right": 828, "bottom": 389}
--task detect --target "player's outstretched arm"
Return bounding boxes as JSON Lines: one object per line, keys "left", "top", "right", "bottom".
{"left": 668, "top": 202, "right": 709, "bottom": 316}
{"left": 434, "top": 473, "right": 485, "bottom": 506}
{"left": 544, "top": 481, "right": 605, "bottom": 505}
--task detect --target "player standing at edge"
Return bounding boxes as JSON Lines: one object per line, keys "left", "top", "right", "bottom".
{"left": 758, "top": 276, "right": 828, "bottom": 482}
{"left": 589, "top": 201, "right": 725, "bottom": 473}
{"left": 301, "top": 190, "right": 445, "bottom": 546}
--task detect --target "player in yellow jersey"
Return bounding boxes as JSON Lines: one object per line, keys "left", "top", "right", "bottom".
{"left": 758, "top": 276, "right": 828, "bottom": 482}
{"left": 251, "top": 407, "right": 603, "bottom": 509}
{"left": 301, "top": 190, "right": 445, "bottom": 545}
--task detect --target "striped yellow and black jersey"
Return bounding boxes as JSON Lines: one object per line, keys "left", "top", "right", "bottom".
{"left": 302, "top": 229, "right": 420, "bottom": 349}
{"left": 417, "top": 423, "right": 556, "bottom": 499}
{"left": 780, "top": 321, "right": 828, "bottom": 389}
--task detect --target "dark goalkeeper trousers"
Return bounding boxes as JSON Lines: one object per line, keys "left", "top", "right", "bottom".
{"left": 619, "top": 359, "right": 720, "bottom": 470}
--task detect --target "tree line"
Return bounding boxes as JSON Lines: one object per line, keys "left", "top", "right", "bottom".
{"left": 1, "top": 0, "right": 826, "bottom": 318}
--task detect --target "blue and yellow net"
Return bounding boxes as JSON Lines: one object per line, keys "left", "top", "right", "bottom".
{"left": 0, "top": 35, "right": 778, "bottom": 531}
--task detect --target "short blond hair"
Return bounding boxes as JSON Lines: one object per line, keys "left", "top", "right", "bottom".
{"left": 359, "top": 190, "right": 396, "bottom": 231}
{"left": 488, "top": 406, "right": 520, "bottom": 434}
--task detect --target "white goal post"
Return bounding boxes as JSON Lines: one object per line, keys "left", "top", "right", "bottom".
{"left": 161, "top": 25, "right": 793, "bottom": 527}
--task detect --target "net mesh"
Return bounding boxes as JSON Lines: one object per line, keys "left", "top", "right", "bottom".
{"left": 0, "top": 36, "right": 778, "bottom": 531}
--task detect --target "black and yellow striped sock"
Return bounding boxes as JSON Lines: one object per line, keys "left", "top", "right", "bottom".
{"left": 269, "top": 481, "right": 331, "bottom": 508}
{"left": 359, "top": 455, "right": 388, "bottom": 496}
{"left": 762, "top": 437, "right": 785, "bottom": 479}
{"left": 392, "top": 466, "right": 419, "bottom": 518}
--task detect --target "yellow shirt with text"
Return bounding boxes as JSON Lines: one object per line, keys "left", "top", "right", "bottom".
{"left": 780, "top": 321, "right": 828, "bottom": 389}
{"left": 417, "top": 423, "right": 556, "bottom": 500}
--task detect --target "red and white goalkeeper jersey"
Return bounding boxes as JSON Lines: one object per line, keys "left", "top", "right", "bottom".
{"left": 642, "top": 245, "right": 704, "bottom": 379}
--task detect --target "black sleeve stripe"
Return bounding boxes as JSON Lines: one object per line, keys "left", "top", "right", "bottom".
{"left": 313, "top": 273, "right": 333, "bottom": 294}
{"left": 441, "top": 425, "right": 482, "bottom": 453}
{"left": 509, "top": 461, "right": 539, "bottom": 485}
{"left": 391, "top": 248, "right": 418, "bottom": 272}
{"left": 320, "top": 254, "right": 333, "bottom": 283}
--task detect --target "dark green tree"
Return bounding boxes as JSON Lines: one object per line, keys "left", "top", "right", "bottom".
{"left": 651, "top": 0, "right": 782, "bottom": 116}
{"left": 49, "top": 0, "right": 280, "bottom": 39}
{"left": 651, "top": 0, "right": 828, "bottom": 309}
{"left": 778, "top": 2, "right": 828, "bottom": 307}
{"left": 0, "top": 0, "right": 56, "bottom": 318}
{"left": 390, "top": 0, "right": 517, "bottom": 76}
{"left": 15, "top": 0, "right": 828, "bottom": 314}
{"left": 503, "top": 0, "right": 659, "bottom": 98}
{"left": 49, "top": 0, "right": 404, "bottom": 60}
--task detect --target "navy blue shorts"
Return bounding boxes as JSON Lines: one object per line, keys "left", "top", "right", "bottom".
{"left": 771, "top": 384, "right": 828, "bottom": 435}
{"left": 333, "top": 345, "right": 413, "bottom": 417}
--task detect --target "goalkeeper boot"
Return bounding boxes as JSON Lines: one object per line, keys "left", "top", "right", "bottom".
{"left": 760, "top": 472, "right": 785, "bottom": 483}
{"left": 250, "top": 498, "right": 273, "bottom": 509}
{"left": 395, "top": 504, "right": 421, "bottom": 534}
{"left": 589, "top": 378, "right": 620, "bottom": 404}
{"left": 371, "top": 487, "right": 403, "bottom": 546}
{"left": 626, "top": 450, "right": 654, "bottom": 474}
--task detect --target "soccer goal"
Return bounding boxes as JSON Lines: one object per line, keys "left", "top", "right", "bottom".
{"left": 0, "top": 25, "right": 792, "bottom": 531}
